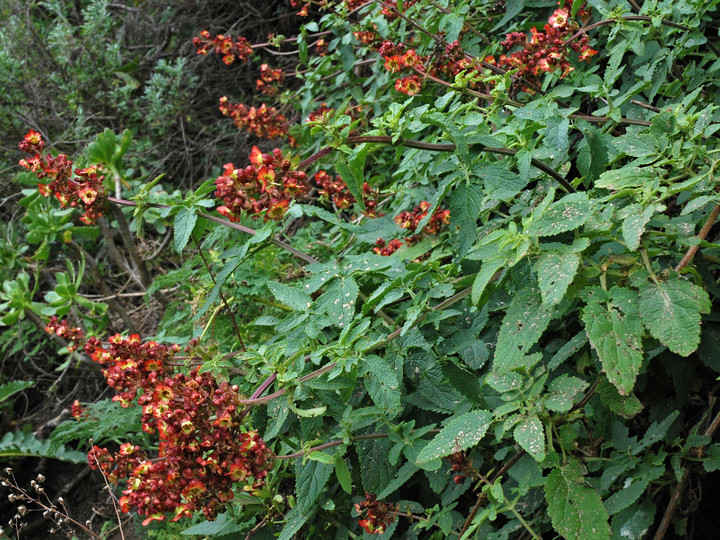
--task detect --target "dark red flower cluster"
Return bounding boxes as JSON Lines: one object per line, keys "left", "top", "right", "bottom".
{"left": 84, "top": 332, "right": 180, "bottom": 407}
{"left": 345, "top": 0, "right": 369, "bottom": 10}
{"left": 315, "top": 37, "right": 329, "bottom": 56}
{"left": 256, "top": 64, "right": 285, "bottom": 96}
{"left": 71, "top": 400, "right": 85, "bottom": 418}
{"left": 215, "top": 146, "right": 309, "bottom": 222}
{"left": 306, "top": 103, "right": 334, "bottom": 123}
{"left": 374, "top": 202, "right": 450, "bottom": 256}
{"left": 83, "top": 333, "right": 274, "bottom": 524}
{"left": 354, "top": 29, "right": 380, "bottom": 46}
{"left": 498, "top": 7, "right": 597, "bottom": 91}
{"left": 314, "top": 171, "right": 380, "bottom": 217}
{"left": 45, "top": 315, "right": 85, "bottom": 352}
{"left": 447, "top": 451, "right": 475, "bottom": 484}
{"left": 193, "top": 30, "right": 253, "bottom": 65}
{"left": 355, "top": 493, "right": 396, "bottom": 535}
{"left": 18, "top": 131, "right": 106, "bottom": 225}
{"left": 219, "top": 96, "right": 289, "bottom": 140}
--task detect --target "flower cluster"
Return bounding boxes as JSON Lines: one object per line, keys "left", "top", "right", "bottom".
{"left": 45, "top": 315, "right": 85, "bottom": 352}
{"left": 84, "top": 332, "right": 274, "bottom": 524}
{"left": 374, "top": 202, "right": 450, "bottom": 256}
{"left": 498, "top": 6, "right": 597, "bottom": 91}
{"left": 18, "top": 131, "right": 107, "bottom": 224}
{"left": 306, "top": 102, "right": 334, "bottom": 123}
{"left": 355, "top": 493, "right": 396, "bottom": 535}
{"left": 84, "top": 332, "right": 179, "bottom": 407}
{"left": 193, "top": 31, "right": 253, "bottom": 65}
{"left": 314, "top": 171, "right": 380, "bottom": 217}
{"left": 215, "top": 146, "right": 309, "bottom": 221}
{"left": 447, "top": 451, "right": 475, "bottom": 484}
{"left": 315, "top": 37, "right": 329, "bottom": 56}
{"left": 219, "top": 96, "right": 289, "bottom": 140}
{"left": 256, "top": 64, "right": 285, "bottom": 95}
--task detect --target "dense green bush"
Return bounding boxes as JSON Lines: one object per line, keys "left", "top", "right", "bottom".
{"left": 3, "top": 0, "right": 720, "bottom": 538}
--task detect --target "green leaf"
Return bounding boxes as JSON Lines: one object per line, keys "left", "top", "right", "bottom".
{"left": 335, "top": 155, "right": 365, "bottom": 211}
{"left": 476, "top": 164, "right": 528, "bottom": 202}
{"left": 471, "top": 258, "right": 504, "bottom": 304}
{"left": 578, "top": 127, "right": 609, "bottom": 183}
{"left": 597, "top": 378, "right": 643, "bottom": 419}
{"left": 545, "top": 459, "right": 611, "bottom": 540}
{"left": 181, "top": 513, "right": 243, "bottom": 536}
{"left": 494, "top": 286, "right": 554, "bottom": 374}
{"left": 358, "top": 439, "right": 398, "bottom": 493}
{"left": 334, "top": 453, "right": 353, "bottom": 494}
{"left": 622, "top": 204, "right": 659, "bottom": 251}
{"left": 421, "top": 111, "right": 469, "bottom": 162}
{"left": 544, "top": 375, "right": 589, "bottom": 413}
{"left": 638, "top": 275, "right": 711, "bottom": 356}
{"left": 365, "top": 355, "right": 402, "bottom": 417}
{"left": 296, "top": 458, "right": 333, "bottom": 512}
{"left": 0, "top": 429, "right": 86, "bottom": 463}
{"left": 582, "top": 287, "right": 644, "bottom": 395}
{"left": 377, "top": 461, "right": 419, "bottom": 499}
{"left": 535, "top": 252, "right": 580, "bottom": 307}
{"left": 525, "top": 193, "right": 594, "bottom": 237}
{"left": 416, "top": 409, "right": 492, "bottom": 465}
{"left": 449, "top": 183, "right": 483, "bottom": 258}
{"left": 278, "top": 506, "right": 313, "bottom": 540}
{"left": 268, "top": 282, "right": 313, "bottom": 311}
{"left": 315, "top": 275, "right": 359, "bottom": 328}
{"left": 595, "top": 167, "right": 657, "bottom": 190}
{"left": 0, "top": 380, "right": 34, "bottom": 403}
{"left": 173, "top": 206, "right": 197, "bottom": 252}
{"left": 514, "top": 415, "right": 545, "bottom": 461}
{"left": 603, "top": 465, "right": 663, "bottom": 515}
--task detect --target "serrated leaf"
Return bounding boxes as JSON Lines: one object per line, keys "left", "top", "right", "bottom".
{"left": 603, "top": 465, "right": 663, "bottom": 515}
{"left": 449, "top": 183, "right": 483, "bottom": 258}
{"left": 638, "top": 275, "right": 711, "bottom": 356}
{"left": 622, "top": 204, "right": 658, "bottom": 251}
{"left": 0, "top": 430, "right": 86, "bottom": 463}
{"left": 365, "top": 355, "right": 402, "bottom": 417}
{"left": 544, "top": 118, "right": 570, "bottom": 153}
{"left": 514, "top": 415, "right": 545, "bottom": 461}
{"left": 268, "top": 281, "right": 313, "bottom": 312}
{"left": 545, "top": 459, "right": 611, "bottom": 540}
{"left": 578, "top": 127, "right": 609, "bottom": 183}
{"left": 296, "top": 458, "right": 333, "bottom": 513}
{"left": 476, "top": 164, "right": 528, "bottom": 202}
{"left": 536, "top": 252, "right": 580, "bottom": 307}
{"left": 377, "top": 461, "right": 419, "bottom": 499}
{"left": 358, "top": 439, "right": 398, "bottom": 493}
{"left": 525, "top": 193, "right": 594, "bottom": 237}
{"left": 315, "top": 275, "right": 358, "bottom": 328}
{"left": 335, "top": 155, "right": 365, "bottom": 211}
{"left": 278, "top": 506, "right": 312, "bottom": 540}
{"left": 595, "top": 167, "right": 657, "bottom": 190}
{"left": 494, "top": 286, "right": 554, "bottom": 374}
{"left": 471, "top": 258, "right": 504, "bottom": 304}
{"left": 582, "top": 287, "right": 644, "bottom": 395}
{"left": 544, "top": 375, "right": 589, "bottom": 413}
{"left": 173, "top": 206, "right": 197, "bottom": 252}
{"left": 422, "top": 111, "right": 469, "bottom": 162}
{"left": 0, "top": 380, "right": 34, "bottom": 403}
{"left": 181, "top": 513, "right": 243, "bottom": 536}
{"left": 416, "top": 410, "right": 492, "bottom": 465}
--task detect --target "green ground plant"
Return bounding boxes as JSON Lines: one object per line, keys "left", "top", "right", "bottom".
{"left": 3, "top": 0, "right": 720, "bottom": 538}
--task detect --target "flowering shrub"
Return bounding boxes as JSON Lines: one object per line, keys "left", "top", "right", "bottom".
{"left": 6, "top": 0, "right": 720, "bottom": 539}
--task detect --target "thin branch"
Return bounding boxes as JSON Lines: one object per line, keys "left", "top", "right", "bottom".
{"left": 675, "top": 204, "right": 720, "bottom": 272}
{"left": 345, "top": 135, "right": 576, "bottom": 193}
{"left": 194, "top": 236, "right": 245, "bottom": 351}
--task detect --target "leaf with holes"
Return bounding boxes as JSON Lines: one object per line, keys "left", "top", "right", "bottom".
{"left": 494, "top": 285, "right": 554, "bottom": 374}
{"left": 315, "top": 275, "right": 359, "bottom": 329}
{"left": 582, "top": 287, "right": 644, "bottom": 395}
{"left": 514, "top": 414, "right": 546, "bottom": 461}
{"left": 638, "top": 274, "right": 711, "bottom": 357}
{"left": 525, "top": 193, "right": 594, "bottom": 237}
{"left": 545, "top": 459, "right": 610, "bottom": 540}
{"left": 416, "top": 409, "right": 492, "bottom": 465}
{"left": 536, "top": 251, "right": 580, "bottom": 307}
